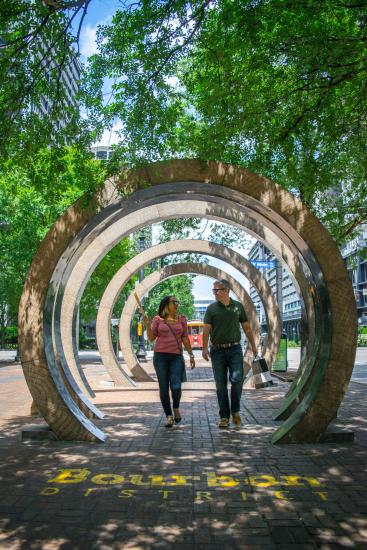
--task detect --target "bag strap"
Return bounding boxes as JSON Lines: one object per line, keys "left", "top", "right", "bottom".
{"left": 163, "top": 319, "right": 183, "bottom": 355}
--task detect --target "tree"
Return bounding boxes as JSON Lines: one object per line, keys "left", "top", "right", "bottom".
{"left": 84, "top": 0, "right": 367, "bottom": 243}
{"left": 142, "top": 275, "right": 195, "bottom": 321}
{"left": 0, "top": 0, "right": 99, "bottom": 163}
{"left": 80, "top": 239, "right": 137, "bottom": 324}
{"left": 0, "top": 146, "right": 106, "bottom": 345}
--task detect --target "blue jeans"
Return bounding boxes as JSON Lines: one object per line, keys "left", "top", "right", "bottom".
{"left": 210, "top": 345, "right": 244, "bottom": 418}
{"left": 153, "top": 352, "right": 184, "bottom": 416}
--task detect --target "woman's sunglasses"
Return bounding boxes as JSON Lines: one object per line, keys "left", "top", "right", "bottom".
{"left": 170, "top": 300, "right": 179, "bottom": 305}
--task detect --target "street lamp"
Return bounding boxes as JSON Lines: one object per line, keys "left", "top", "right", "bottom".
{"left": 136, "top": 232, "right": 147, "bottom": 362}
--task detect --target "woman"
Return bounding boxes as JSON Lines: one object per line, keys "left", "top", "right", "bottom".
{"left": 143, "top": 296, "right": 195, "bottom": 427}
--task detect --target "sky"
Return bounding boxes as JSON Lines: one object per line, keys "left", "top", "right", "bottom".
{"left": 77, "top": 2, "right": 257, "bottom": 301}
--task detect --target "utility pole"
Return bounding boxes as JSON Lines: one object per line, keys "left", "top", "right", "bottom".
{"left": 275, "top": 259, "right": 283, "bottom": 328}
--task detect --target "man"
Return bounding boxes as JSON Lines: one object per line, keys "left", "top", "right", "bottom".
{"left": 202, "top": 279, "right": 257, "bottom": 428}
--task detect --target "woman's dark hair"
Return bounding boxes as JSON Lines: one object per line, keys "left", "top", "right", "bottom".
{"left": 158, "top": 296, "right": 174, "bottom": 318}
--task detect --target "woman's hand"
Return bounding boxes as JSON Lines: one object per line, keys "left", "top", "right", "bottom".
{"left": 190, "top": 355, "right": 196, "bottom": 370}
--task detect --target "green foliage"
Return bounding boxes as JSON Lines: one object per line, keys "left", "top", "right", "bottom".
{"left": 287, "top": 340, "right": 301, "bottom": 349}
{"left": 142, "top": 275, "right": 195, "bottom": 322}
{"left": 357, "top": 334, "right": 367, "bottom": 347}
{"left": 0, "top": 0, "right": 101, "bottom": 163}
{"left": 0, "top": 146, "right": 106, "bottom": 340}
{"left": 85, "top": 0, "right": 367, "bottom": 242}
{"left": 80, "top": 238, "right": 137, "bottom": 324}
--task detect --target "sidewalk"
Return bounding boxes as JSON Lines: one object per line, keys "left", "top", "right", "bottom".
{"left": 0, "top": 357, "right": 367, "bottom": 549}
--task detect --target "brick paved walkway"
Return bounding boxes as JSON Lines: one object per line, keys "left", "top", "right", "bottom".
{"left": 1, "top": 359, "right": 367, "bottom": 549}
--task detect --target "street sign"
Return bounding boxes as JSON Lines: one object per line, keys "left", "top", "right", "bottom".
{"left": 250, "top": 260, "right": 276, "bottom": 269}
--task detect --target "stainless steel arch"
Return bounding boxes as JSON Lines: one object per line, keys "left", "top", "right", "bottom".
{"left": 48, "top": 193, "right": 319, "bottom": 441}
{"left": 100, "top": 261, "right": 261, "bottom": 382}
{"left": 95, "top": 246, "right": 279, "bottom": 384}
{"left": 19, "top": 160, "right": 356, "bottom": 443}
{"left": 119, "top": 262, "right": 261, "bottom": 381}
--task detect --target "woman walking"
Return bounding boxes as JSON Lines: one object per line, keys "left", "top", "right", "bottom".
{"left": 142, "top": 296, "right": 195, "bottom": 427}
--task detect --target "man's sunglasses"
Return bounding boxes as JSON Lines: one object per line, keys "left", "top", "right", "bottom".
{"left": 212, "top": 288, "right": 226, "bottom": 293}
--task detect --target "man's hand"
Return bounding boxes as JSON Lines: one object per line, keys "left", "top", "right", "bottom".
{"left": 202, "top": 347, "right": 210, "bottom": 361}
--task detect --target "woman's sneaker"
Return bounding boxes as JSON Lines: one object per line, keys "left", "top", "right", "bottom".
{"left": 165, "top": 416, "right": 174, "bottom": 428}
{"left": 232, "top": 412, "right": 242, "bottom": 426}
{"left": 218, "top": 417, "right": 229, "bottom": 428}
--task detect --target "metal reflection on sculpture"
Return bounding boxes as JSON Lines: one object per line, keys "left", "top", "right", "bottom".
{"left": 18, "top": 160, "right": 356, "bottom": 443}
{"left": 118, "top": 262, "right": 261, "bottom": 382}
{"left": 95, "top": 249, "right": 280, "bottom": 385}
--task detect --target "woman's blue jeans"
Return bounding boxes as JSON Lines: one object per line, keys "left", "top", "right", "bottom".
{"left": 153, "top": 352, "right": 184, "bottom": 416}
{"left": 210, "top": 344, "right": 244, "bottom": 419}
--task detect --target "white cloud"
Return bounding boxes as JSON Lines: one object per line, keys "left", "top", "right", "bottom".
{"left": 80, "top": 24, "right": 99, "bottom": 58}
{"left": 93, "top": 120, "right": 124, "bottom": 146}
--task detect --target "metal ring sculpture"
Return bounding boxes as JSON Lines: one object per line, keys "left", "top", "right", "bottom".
{"left": 117, "top": 261, "right": 262, "bottom": 381}
{"left": 18, "top": 160, "right": 357, "bottom": 443}
{"left": 95, "top": 245, "right": 279, "bottom": 385}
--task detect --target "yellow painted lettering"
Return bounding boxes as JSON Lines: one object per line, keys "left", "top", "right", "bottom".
{"left": 274, "top": 490, "right": 292, "bottom": 501}
{"left": 315, "top": 492, "right": 328, "bottom": 501}
{"left": 48, "top": 469, "right": 90, "bottom": 484}
{"left": 91, "top": 474, "right": 124, "bottom": 485}
{"left": 159, "top": 490, "right": 174, "bottom": 499}
{"left": 167, "top": 475, "right": 200, "bottom": 486}
{"left": 282, "top": 476, "right": 321, "bottom": 487}
{"left": 195, "top": 491, "right": 213, "bottom": 502}
{"left": 118, "top": 490, "right": 135, "bottom": 499}
{"left": 40, "top": 487, "right": 60, "bottom": 496}
{"left": 149, "top": 476, "right": 165, "bottom": 486}
{"left": 129, "top": 475, "right": 150, "bottom": 486}
{"left": 84, "top": 488, "right": 99, "bottom": 497}
{"left": 248, "top": 475, "right": 278, "bottom": 488}
{"left": 207, "top": 473, "right": 239, "bottom": 488}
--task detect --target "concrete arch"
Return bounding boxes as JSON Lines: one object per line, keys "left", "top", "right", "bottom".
{"left": 116, "top": 261, "right": 261, "bottom": 381}
{"left": 95, "top": 245, "right": 280, "bottom": 385}
{"left": 18, "top": 160, "right": 356, "bottom": 443}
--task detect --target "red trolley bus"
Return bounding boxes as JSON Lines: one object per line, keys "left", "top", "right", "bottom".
{"left": 187, "top": 320, "right": 205, "bottom": 349}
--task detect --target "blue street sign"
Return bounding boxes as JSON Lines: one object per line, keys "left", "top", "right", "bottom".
{"left": 251, "top": 260, "right": 276, "bottom": 269}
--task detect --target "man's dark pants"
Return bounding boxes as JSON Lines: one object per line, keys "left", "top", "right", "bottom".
{"left": 210, "top": 344, "right": 244, "bottom": 419}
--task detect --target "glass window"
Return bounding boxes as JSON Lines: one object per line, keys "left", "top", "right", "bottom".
{"left": 96, "top": 150, "right": 108, "bottom": 160}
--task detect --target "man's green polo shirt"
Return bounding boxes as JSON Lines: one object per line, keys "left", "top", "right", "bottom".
{"left": 203, "top": 299, "right": 248, "bottom": 345}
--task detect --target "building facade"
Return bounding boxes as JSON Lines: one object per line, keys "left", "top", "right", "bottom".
{"left": 194, "top": 299, "right": 212, "bottom": 321}
{"left": 341, "top": 225, "right": 367, "bottom": 325}
{"left": 248, "top": 241, "right": 302, "bottom": 341}
{"left": 90, "top": 145, "right": 113, "bottom": 161}
{"left": 31, "top": 41, "right": 80, "bottom": 131}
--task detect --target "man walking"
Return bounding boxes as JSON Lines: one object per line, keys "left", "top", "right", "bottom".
{"left": 202, "top": 279, "right": 257, "bottom": 428}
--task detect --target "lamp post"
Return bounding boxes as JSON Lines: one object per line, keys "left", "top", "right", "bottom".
{"left": 136, "top": 232, "right": 147, "bottom": 362}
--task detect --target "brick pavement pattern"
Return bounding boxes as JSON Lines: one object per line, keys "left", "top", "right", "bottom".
{"left": 1, "top": 358, "right": 367, "bottom": 549}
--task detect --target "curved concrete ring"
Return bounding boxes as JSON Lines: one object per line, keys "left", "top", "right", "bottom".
{"left": 19, "top": 161, "right": 356, "bottom": 443}
{"left": 118, "top": 262, "right": 261, "bottom": 381}
{"left": 95, "top": 244, "right": 279, "bottom": 384}
{"left": 52, "top": 195, "right": 319, "bottom": 438}
{"left": 41, "top": 192, "right": 319, "bottom": 440}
